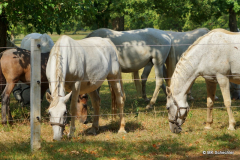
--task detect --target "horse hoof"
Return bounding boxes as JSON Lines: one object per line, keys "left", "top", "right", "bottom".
{"left": 146, "top": 104, "right": 153, "bottom": 109}
{"left": 118, "top": 129, "right": 127, "bottom": 134}
{"left": 204, "top": 126, "right": 212, "bottom": 130}
{"left": 88, "top": 128, "right": 97, "bottom": 135}
{"left": 215, "top": 96, "right": 219, "bottom": 100}
{"left": 227, "top": 127, "right": 235, "bottom": 131}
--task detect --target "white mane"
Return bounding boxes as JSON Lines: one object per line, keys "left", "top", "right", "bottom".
{"left": 47, "top": 37, "right": 64, "bottom": 109}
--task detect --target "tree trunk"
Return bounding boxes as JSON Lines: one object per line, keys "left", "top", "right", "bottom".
{"left": 112, "top": 16, "right": 124, "bottom": 31}
{"left": 229, "top": 7, "right": 238, "bottom": 32}
{"left": 0, "top": 9, "right": 8, "bottom": 53}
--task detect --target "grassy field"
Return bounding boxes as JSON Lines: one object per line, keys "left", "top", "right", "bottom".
{"left": 1, "top": 34, "right": 240, "bottom": 159}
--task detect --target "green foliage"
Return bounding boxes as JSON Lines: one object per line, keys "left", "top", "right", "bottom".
{"left": 1, "top": 0, "right": 96, "bottom": 35}
{"left": 1, "top": 0, "right": 240, "bottom": 37}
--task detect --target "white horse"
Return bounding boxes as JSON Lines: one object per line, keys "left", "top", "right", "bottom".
{"left": 166, "top": 29, "right": 238, "bottom": 133}
{"left": 139, "top": 28, "right": 210, "bottom": 101}
{"left": 86, "top": 28, "right": 171, "bottom": 109}
{"left": 20, "top": 33, "right": 54, "bottom": 53}
{"left": 46, "top": 35, "right": 126, "bottom": 140}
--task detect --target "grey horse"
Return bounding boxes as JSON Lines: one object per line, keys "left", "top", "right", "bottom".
{"left": 86, "top": 28, "right": 171, "bottom": 109}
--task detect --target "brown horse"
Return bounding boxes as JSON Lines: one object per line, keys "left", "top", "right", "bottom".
{"left": 0, "top": 48, "right": 89, "bottom": 124}
{"left": 0, "top": 48, "right": 49, "bottom": 124}
{"left": 76, "top": 94, "right": 88, "bottom": 123}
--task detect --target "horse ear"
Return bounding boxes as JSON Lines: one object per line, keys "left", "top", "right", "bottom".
{"left": 46, "top": 92, "right": 53, "bottom": 103}
{"left": 166, "top": 87, "right": 172, "bottom": 96}
{"left": 64, "top": 91, "right": 72, "bottom": 103}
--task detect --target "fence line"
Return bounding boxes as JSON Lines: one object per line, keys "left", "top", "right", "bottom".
{"left": 4, "top": 105, "right": 240, "bottom": 123}
{"left": 1, "top": 74, "right": 240, "bottom": 85}
{"left": 2, "top": 43, "right": 240, "bottom": 49}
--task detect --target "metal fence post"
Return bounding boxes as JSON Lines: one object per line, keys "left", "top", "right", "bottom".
{"left": 30, "top": 39, "right": 41, "bottom": 151}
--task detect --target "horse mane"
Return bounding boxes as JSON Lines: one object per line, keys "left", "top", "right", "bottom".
{"left": 171, "top": 28, "right": 215, "bottom": 90}
{"left": 172, "top": 28, "right": 232, "bottom": 83}
{"left": 210, "top": 28, "right": 240, "bottom": 35}
{"left": 48, "top": 36, "right": 65, "bottom": 109}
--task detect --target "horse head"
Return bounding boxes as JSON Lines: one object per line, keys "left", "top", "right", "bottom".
{"left": 76, "top": 94, "right": 88, "bottom": 124}
{"left": 46, "top": 91, "right": 72, "bottom": 141}
{"left": 166, "top": 87, "right": 189, "bottom": 133}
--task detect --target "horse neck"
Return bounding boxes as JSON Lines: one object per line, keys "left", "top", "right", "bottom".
{"left": 170, "top": 52, "right": 201, "bottom": 99}
{"left": 49, "top": 40, "right": 66, "bottom": 98}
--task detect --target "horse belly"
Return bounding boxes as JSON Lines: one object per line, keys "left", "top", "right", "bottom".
{"left": 79, "top": 81, "right": 104, "bottom": 94}
{"left": 118, "top": 47, "right": 151, "bottom": 72}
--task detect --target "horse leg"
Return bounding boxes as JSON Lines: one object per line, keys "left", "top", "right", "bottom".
{"left": 1, "top": 83, "right": 15, "bottom": 124}
{"left": 108, "top": 79, "right": 126, "bottom": 133}
{"left": 68, "top": 82, "right": 81, "bottom": 138}
{"left": 88, "top": 90, "right": 100, "bottom": 135}
{"left": 217, "top": 74, "right": 236, "bottom": 130}
{"left": 141, "top": 61, "right": 153, "bottom": 101}
{"left": 204, "top": 80, "right": 217, "bottom": 129}
{"left": 146, "top": 64, "right": 165, "bottom": 109}
{"left": 132, "top": 71, "right": 142, "bottom": 97}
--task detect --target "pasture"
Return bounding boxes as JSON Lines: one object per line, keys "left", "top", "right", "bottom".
{"left": 1, "top": 33, "right": 240, "bottom": 159}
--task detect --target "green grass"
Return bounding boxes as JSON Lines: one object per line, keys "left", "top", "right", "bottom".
{"left": 1, "top": 34, "right": 240, "bottom": 159}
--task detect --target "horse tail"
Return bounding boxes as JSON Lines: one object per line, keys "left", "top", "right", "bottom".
{"left": 165, "top": 45, "right": 176, "bottom": 86}
{"left": 132, "top": 71, "right": 142, "bottom": 97}
{"left": 110, "top": 66, "right": 126, "bottom": 120}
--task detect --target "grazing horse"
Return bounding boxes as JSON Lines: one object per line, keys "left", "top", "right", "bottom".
{"left": 166, "top": 29, "right": 238, "bottom": 133}
{"left": 46, "top": 35, "right": 126, "bottom": 140}
{"left": 0, "top": 48, "right": 49, "bottom": 124}
{"left": 86, "top": 28, "right": 171, "bottom": 109}
{"left": 1, "top": 34, "right": 89, "bottom": 124}
{"left": 139, "top": 28, "right": 210, "bottom": 101}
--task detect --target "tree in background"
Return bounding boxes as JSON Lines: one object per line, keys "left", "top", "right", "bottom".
{"left": 212, "top": 0, "right": 240, "bottom": 32}
{"left": 0, "top": 0, "right": 96, "bottom": 52}
{"left": 1, "top": 0, "right": 240, "bottom": 48}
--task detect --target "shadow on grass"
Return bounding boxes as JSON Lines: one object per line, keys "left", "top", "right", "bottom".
{"left": 0, "top": 138, "right": 197, "bottom": 160}
{"left": 80, "top": 120, "right": 144, "bottom": 136}
{"left": 205, "top": 133, "right": 240, "bottom": 150}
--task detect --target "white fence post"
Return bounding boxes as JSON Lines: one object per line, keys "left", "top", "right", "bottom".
{"left": 30, "top": 39, "right": 41, "bottom": 151}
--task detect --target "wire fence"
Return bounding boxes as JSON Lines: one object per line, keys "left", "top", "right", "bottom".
{"left": 2, "top": 42, "right": 240, "bottom": 49}
{"left": 3, "top": 105, "right": 240, "bottom": 124}
{"left": 1, "top": 44, "right": 240, "bottom": 123}
{"left": 1, "top": 43, "right": 240, "bottom": 156}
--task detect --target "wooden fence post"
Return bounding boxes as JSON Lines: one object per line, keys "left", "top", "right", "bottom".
{"left": 30, "top": 39, "right": 41, "bottom": 151}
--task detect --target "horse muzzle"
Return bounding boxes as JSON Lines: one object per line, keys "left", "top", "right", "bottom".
{"left": 169, "top": 122, "right": 182, "bottom": 133}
